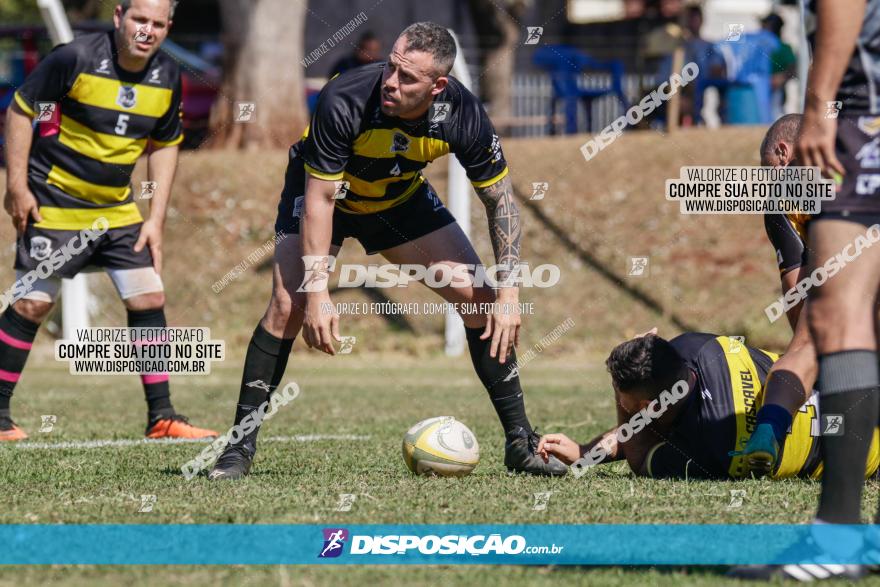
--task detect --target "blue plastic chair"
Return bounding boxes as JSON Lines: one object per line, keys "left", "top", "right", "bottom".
{"left": 533, "top": 45, "right": 629, "bottom": 135}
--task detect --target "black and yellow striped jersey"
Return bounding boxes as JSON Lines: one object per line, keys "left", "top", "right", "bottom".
{"left": 646, "top": 333, "right": 880, "bottom": 480}
{"left": 764, "top": 212, "right": 810, "bottom": 275}
{"left": 14, "top": 32, "right": 183, "bottom": 230}
{"left": 294, "top": 62, "right": 508, "bottom": 214}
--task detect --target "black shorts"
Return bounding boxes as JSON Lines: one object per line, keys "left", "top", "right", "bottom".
{"left": 274, "top": 155, "right": 456, "bottom": 255}
{"left": 819, "top": 114, "right": 880, "bottom": 224}
{"left": 14, "top": 222, "right": 153, "bottom": 279}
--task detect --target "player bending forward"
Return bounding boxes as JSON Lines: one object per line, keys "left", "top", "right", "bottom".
{"left": 734, "top": 114, "right": 818, "bottom": 476}
{"left": 208, "top": 22, "right": 567, "bottom": 480}
{"left": 538, "top": 331, "right": 880, "bottom": 480}
{"left": 1, "top": 0, "right": 217, "bottom": 441}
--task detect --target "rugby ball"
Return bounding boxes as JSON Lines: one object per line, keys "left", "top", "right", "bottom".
{"left": 402, "top": 416, "right": 480, "bottom": 477}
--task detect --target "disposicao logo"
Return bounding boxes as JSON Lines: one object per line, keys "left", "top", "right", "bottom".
{"left": 319, "top": 528, "right": 348, "bottom": 558}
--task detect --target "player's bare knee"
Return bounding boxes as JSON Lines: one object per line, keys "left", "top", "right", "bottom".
{"left": 123, "top": 291, "right": 166, "bottom": 311}
{"left": 443, "top": 284, "right": 493, "bottom": 306}
{"left": 11, "top": 299, "right": 53, "bottom": 323}
{"left": 265, "top": 290, "right": 303, "bottom": 330}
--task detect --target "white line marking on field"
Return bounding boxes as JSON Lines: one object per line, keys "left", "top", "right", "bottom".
{"left": 10, "top": 434, "right": 369, "bottom": 450}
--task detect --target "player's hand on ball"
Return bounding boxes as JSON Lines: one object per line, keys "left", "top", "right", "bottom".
{"left": 4, "top": 187, "right": 42, "bottom": 235}
{"left": 482, "top": 287, "right": 520, "bottom": 364}
{"left": 537, "top": 433, "right": 580, "bottom": 465}
{"left": 134, "top": 218, "right": 164, "bottom": 273}
{"left": 302, "top": 292, "right": 340, "bottom": 355}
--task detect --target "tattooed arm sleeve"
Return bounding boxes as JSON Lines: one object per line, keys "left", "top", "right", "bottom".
{"left": 475, "top": 175, "right": 521, "bottom": 286}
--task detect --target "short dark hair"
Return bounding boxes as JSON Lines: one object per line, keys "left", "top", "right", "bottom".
{"left": 605, "top": 334, "right": 685, "bottom": 398}
{"left": 760, "top": 113, "right": 802, "bottom": 163}
{"left": 762, "top": 13, "right": 785, "bottom": 37}
{"left": 358, "top": 31, "right": 379, "bottom": 46}
{"left": 119, "top": 0, "right": 177, "bottom": 19}
{"left": 685, "top": 5, "right": 703, "bottom": 19}
{"left": 399, "top": 22, "right": 456, "bottom": 75}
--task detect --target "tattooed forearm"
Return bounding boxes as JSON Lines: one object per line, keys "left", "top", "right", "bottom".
{"left": 475, "top": 175, "right": 521, "bottom": 285}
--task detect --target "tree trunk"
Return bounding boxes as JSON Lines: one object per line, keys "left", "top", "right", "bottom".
{"left": 208, "top": 0, "right": 308, "bottom": 149}
{"left": 468, "top": 0, "right": 529, "bottom": 136}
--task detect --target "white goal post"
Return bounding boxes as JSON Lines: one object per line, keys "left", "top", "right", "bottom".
{"left": 37, "top": 0, "right": 90, "bottom": 340}
{"left": 444, "top": 30, "right": 472, "bottom": 357}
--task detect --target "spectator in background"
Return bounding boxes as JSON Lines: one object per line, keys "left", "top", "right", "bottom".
{"left": 329, "top": 32, "right": 383, "bottom": 78}
{"left": 682, "top": 4, "right": 714, "bottom": 124}
{"left": 761, "top": 12, "right": 797, "bottom": 118}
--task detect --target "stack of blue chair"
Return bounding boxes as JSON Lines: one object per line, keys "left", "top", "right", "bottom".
{"left": 533, "top": 45, "right": 629, "bottom": 135}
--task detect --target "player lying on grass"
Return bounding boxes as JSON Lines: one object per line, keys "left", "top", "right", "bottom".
{"left": 735, "top": 113, "right": 818, "bottom": 476}
{"left": 207, "top": 22, "right": 567, "bottom": 480}
{"left": 537, "top": 330, "right": 880, "bottom": 479}
{"left": 0, "top": 0, "right": 217, "bottom": 441}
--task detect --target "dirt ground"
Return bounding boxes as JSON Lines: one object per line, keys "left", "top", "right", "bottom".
{"left": 0, "top": 126, "right": 786, "bottom": 360}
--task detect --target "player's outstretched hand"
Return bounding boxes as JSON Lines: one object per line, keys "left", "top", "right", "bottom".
{"left": 537, "top": 433, "right": 580, "bottom": 465}
{"left": 302, "top": 293, "right": 340, "bottom": 355}
{"left": 4, "top": 187, "right": 41, "bottom": 235}
{"left": 481, "top": 288, "right": 521, "bottom": 364}
{"left": 134, "top": 218, "right": 164, "bottom": 273}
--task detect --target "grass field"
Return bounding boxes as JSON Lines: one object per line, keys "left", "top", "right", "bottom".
{"left": 3, "top": 357, "right": 880, "bottom": 585}
{"left": 0, "top": 127, "right": 874, "bottom": 584}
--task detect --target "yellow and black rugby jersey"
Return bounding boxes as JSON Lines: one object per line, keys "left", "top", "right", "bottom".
{"left": 293, "top": 62, "right": 508, "bottom": 214}
{"left": 645, "top": 333, "right": 880, "bottom": 480}
{"left": 764, "top": 212, "right": 810, "bottom": 275}
{"left": 14, "top": 31, "right": 183, "bottom": 230}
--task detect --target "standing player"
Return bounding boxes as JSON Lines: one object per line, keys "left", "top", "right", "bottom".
{"left": 732, "top": 0, "right": 880, "bottom": 580}
{"left": 208, "top": 22, "right": 568, "bottom": 479}
{"left": 736, "top": 114, "right": 819, "bottom": 476}
{"left": 1, "top": 0, "right": 217, "bottom": 441}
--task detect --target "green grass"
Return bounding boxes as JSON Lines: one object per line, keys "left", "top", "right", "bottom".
{"left": 4, "top": 356, "right": 880, "bottom": 585}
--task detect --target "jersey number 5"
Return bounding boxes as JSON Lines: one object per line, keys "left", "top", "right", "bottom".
{"left": 115, "top": 114, "right": 130, "bottom": 135}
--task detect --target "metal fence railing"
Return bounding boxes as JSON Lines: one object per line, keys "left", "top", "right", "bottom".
{"left": 508, "top": 73, "right": 659, "bottom": 137}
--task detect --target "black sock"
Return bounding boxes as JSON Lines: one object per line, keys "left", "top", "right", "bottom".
{"left": 465, "top": 326, "right": 532, "bottom": 435}
{"left": 233, "top": 324, "right": 294, "bottom": 435}
{"left": 128, "top": 307, "right": 174, "bottom": 420}
{"left": 0, "top": 307, "right": 39, "bottom": 412}
{"left": 814, "top": 351, "right": 879, "bottom": 524}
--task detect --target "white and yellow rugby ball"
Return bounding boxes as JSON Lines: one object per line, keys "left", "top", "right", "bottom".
{"left": 402, "top": 416, "right": 480, "bottom": 477}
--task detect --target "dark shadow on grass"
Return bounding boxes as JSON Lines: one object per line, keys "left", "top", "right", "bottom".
{"left": 156, "top": 465, "right": 277, "bottom": 479}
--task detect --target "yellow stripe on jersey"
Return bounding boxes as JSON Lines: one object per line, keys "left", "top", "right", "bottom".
{"left": 34, "top": 202, "right": 142, "bottom": 230}
{"left": 472, "top": 167, "right": 509, "bottom": 188}
{"left": 719, "top": 336, "right": 764, "bottom": 478}
{"left": 774, "top": 396, "right": 819, "bottom": 479}
{"left": 13, "top": 91, "right": 35, "bottom": 117}
{"left": 337, "top": 174, "right": 426, "bottom": 214}
{"left": 150, "top": 134, "right": 184, "bottom": 149}
{"left": 46, "top": 165, "right": 131, "bottom": 204}
{"left": 345, "top": 170, "right": 419, "bottom": 198}
{"left": 303, "top": 163, "right": 344, "bottom": 181}
{"left": 68, "top": 73, "right": 173, "bottom": 118}
{"left": 59, "top": 116, "right": 147, "bottom": 165}
{"left": 352, "top": 128, "right": 450, "bottom": 161}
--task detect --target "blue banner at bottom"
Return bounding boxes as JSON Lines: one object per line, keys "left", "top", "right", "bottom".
{"left": 3, "top": 524, "right": 880, "bottom": 565}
